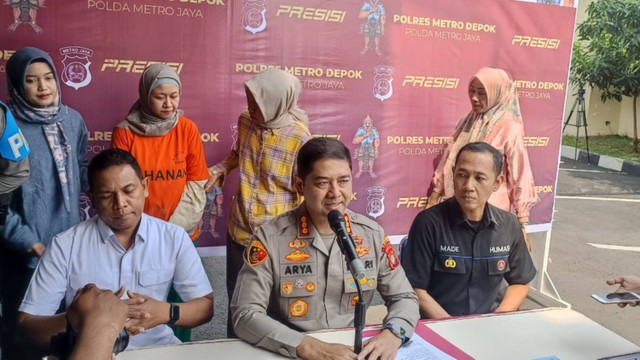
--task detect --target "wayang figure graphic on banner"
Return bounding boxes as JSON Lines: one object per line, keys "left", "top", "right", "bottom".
{"left": 352, "top": 114, "right": 380, "bottom": 179}
{"left": 359, "top": 0, "right": 385, "bottom": 56}
{"left": 6, "top": 0, "right": 45, "bottom": 34}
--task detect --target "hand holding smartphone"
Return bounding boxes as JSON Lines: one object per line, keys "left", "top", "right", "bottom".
{"left": 591, "top": 292, "right": 640, "bottom": 304}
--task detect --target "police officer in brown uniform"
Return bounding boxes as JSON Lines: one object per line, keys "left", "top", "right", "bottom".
{"left": 231, "top": 137, "right": 418, "bottom": 360}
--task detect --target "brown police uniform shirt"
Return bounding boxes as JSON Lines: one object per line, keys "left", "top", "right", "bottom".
{"left": 230, "top": 204, "right": 419, "bottom": 358}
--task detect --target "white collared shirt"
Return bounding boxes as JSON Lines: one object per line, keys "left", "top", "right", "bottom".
{"left": 20, "top": 213, "right": 213, "bottom": 349}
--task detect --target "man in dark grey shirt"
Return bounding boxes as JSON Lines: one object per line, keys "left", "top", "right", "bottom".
{"left": 402, "top": 142, "right": 536, "bottom": 318}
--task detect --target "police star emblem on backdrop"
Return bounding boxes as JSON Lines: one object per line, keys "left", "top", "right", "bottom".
{"left": 60, "top": 46, "right": 94, "bottom": 90}
{"left": 366, "top": 186, "right": 386, "bottom": 219}
{"left": 373, "top": 65, "right": 394, "bottom": 102}
{"left": 243, "top": 0, "right": 267, "bottom": 34}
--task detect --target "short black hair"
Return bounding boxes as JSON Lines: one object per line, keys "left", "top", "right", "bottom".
{"left": 88, "top": 149, "right": 143, "bottom": 192}
{"left": 296, "top": 137, "right": 352, "bottom": 180}
{"left": 455, "top": 142, "right": 503, "bottom": 176}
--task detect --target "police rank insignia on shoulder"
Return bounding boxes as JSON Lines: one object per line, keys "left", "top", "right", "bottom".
{"left": 343, "top": 213, "right": 353, "bottom": 235}
{"left": 382, "top": 235, "right": 400, "bottom": 270}
{"left": 246, "top": 240, "right": 268, "bottom": 266}
{"left": 299, "top": 214, "right": 311, "bottom": 237}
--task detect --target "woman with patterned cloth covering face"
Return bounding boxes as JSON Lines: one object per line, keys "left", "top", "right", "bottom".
{"left": 1, "top": 46, "right": 89, "bottom": 360}
{"left": 425, "top": 67, "right": 538, "bottom": 251}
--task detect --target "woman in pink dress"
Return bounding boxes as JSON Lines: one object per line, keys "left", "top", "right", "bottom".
{"left": 426, "top": 67, "right": 538, "bottom": 250}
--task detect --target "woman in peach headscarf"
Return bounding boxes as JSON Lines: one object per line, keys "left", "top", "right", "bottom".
{"left": 425, "top": 67, "right": 538, "bottom": 250}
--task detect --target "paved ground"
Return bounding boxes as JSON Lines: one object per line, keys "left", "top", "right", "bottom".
{"left": 192, "top": 155, "right": 640, "bottom": 346}
{"left": 545, "top": 158, "right": 640, "bottom": 345}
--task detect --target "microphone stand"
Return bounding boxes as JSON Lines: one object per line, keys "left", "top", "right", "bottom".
{"left": 353, "top": 279, "right": 365, "bottom": 354}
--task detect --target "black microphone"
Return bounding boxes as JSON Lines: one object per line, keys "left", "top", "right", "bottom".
{"left": 327, "top": 210, "right": 366, "bottom": 281}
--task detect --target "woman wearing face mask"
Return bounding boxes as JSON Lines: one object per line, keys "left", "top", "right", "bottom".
{"left": 111, "top": 64, "right": 209, "bottom": 241}
{"left": 425, "top": 67, "right": 538, "bottom": 250}
{"left": 1, "top": 47, "right": 89, "bottom": 360}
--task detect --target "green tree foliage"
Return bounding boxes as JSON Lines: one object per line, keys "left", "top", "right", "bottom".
{"left": 572, "top": 0, "right": 640, "bottom": 151}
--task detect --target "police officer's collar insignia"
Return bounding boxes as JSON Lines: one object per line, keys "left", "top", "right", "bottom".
{"left": 382, "top": 235, "right": 400, "bottom": 270}
{"left": 285, "top": 237, "right": 311, "bottom": 262}
{"left": 353, "top": 235, "right": 370, "bottom": 258}
{"left": 246, "top": 239, "right": 269, "bottom": 266}
{"left": 290, "top": 299, "right": 308, "bottom": 317}
{"left": 445, "top": 257, "right": 457, "bottom": 268}
{"left": 282, "top": 282, "right": 293, "bottom": 295}
{"left": 298, "top": 214, "right": 311, "bottom": 237}
{"left": 497, "top": 259, "right": 506, "bottom": 271}
{"left": 343, "top": 213, "right": 353, "bottom": 235}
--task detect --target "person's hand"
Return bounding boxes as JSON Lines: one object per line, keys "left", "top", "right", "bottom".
{"left": 296, "top": 336, "right": 356, "bottom": 360}
{"left": 124, "top": 290, "right": 169, "bottom": 335}
{"left": 606, "top": 276, "right": 640, "bottom": 308}
{"left": 27, "top": 242, "right": 45, "bottom": 257}
{"left": 425, "top": 192, "right": 440, "bottom": 210}
{"left": 374, "top": 148, "right": 379, "bottom": 158}
{"left": 67, "top": 284, "right": 127, "bottom": 336}
{"left": 357, "top": 329, "right": 402, "bottom": 360}
{"left": 204, "top": 168, "right": 225, "bottom": 192}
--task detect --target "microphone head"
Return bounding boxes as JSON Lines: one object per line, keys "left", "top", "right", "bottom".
{"left": 327, "top": 210, "right": 344, "bottom": 228}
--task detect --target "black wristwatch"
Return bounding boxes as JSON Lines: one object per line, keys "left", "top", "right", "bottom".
{"left": 168, "top": 303, "right": 180, "bottom": 325}
{"left": 383, "top": 323, "right": 409, "bottom": 346}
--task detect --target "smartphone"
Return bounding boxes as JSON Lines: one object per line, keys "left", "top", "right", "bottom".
{"left": 591, "top": 292, "right": 640, "bottom": 304}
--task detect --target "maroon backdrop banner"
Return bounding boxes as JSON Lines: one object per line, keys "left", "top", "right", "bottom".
{"left": 0, "top": 0, "right": 576, "bottom": 246}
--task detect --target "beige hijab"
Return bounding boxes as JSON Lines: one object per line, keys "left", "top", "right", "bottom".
{"left": 116, "top": 64, "right": 183, "bottom": 136}
{"left": 244, "top": 68, "right": 308, "bottom": 129}
{"left": 436, "top": 67, "right": 524, "bottom": 197}
{"left": 453, "top": 67, "right": 523, "bottom": 144}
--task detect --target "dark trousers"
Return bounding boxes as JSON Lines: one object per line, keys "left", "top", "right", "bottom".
{"left": 0, "top": 247, "right": 34, "bottom": 360}
{"left": 226, "top": 232, "right": 246, "bottom": 338}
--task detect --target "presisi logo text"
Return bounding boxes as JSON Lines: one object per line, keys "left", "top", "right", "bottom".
{"left": 402, "top": 76, "right": 459, "bottom": 88}
{"left": 101, "top": 60, "right": 184, "bottom": 74}
{"left": 397, "top": 197, "right": 428, "bottom": 208}
{"left": 512, "top": 35, "right": 560, "bottom": 49}
{"left": 276, "top": 5, "right": 346, "bottom": 22}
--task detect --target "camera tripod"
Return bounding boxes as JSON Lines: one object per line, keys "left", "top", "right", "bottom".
{"left": 563, "top": 88, "right": 591, "bottom": 164}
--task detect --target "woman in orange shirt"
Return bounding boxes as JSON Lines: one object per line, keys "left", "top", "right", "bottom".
{"left": 111, "top": 64, "right": 209, "bottom": 241}
{"left": 426, "top": 67, "right": 538, "bottom": 250}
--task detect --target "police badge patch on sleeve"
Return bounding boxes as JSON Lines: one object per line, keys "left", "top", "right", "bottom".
{"left": 246, "top": 239, "right": 269, "bottom": 266}
{"left": 382, "top": 235, "right": 400, "bottom": 270}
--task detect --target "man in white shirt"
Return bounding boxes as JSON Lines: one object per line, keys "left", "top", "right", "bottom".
{"left": 17, "top": 148, "right": 213, "bottom": 353}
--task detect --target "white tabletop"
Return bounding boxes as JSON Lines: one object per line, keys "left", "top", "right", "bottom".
{"left": 423, "top": 308, "right": 640, "bottom": 360}
{"left": 117, "top": 308, "right": 640, "bottom": 359}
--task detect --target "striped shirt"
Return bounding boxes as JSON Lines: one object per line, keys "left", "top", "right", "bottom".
{"left": 210, "top": 111, "right": 311, "bottom": 246}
